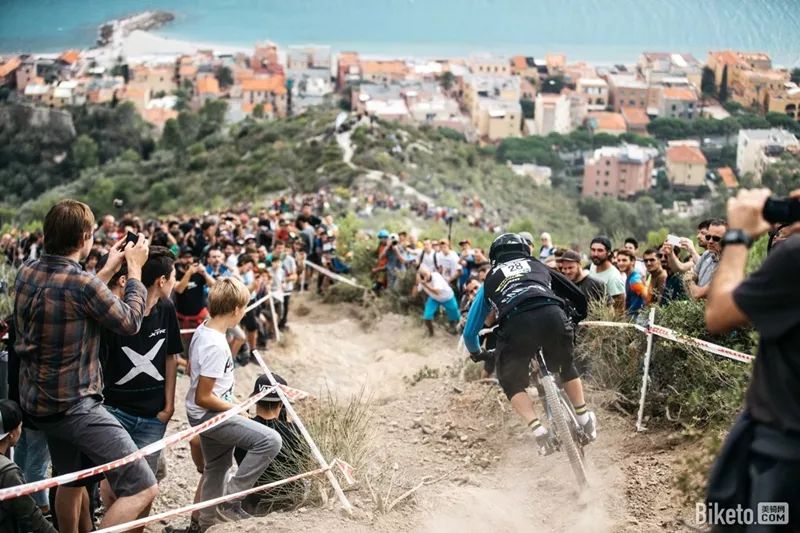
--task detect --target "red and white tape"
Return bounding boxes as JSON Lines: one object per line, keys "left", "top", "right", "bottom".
{"left": 179, "top": 293, "right": 274, "bottom": 335}
{"left": 305, "top": 261, "right": 365, "bottom": 290}
{"left": 581, "top": 320, "right": 753, "bottom": 364}
{"left": 0, "top": 389, "right": 275, "bottom": 501}
{"left": 648, "top": 324, "right": 754, "bottom": 364}
{"left": 94, "top": 458, "right": 356, "bottom": 533}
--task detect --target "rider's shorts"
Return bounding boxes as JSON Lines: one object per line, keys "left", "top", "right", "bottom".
{"left": 495, "top": 304, "right": 578, "bottom": 400}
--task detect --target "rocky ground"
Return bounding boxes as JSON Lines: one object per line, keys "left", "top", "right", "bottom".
{"left": 150, "top": 294, "right": 699, "bottom": 533}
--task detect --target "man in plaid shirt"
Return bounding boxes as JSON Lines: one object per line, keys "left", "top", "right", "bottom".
{"left": 14, "top": 200, "right": 158, "bottom": 532}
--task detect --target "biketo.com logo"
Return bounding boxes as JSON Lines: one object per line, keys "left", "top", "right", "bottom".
{"left": 696, "top": 502, "right": 789, "bottom": 527}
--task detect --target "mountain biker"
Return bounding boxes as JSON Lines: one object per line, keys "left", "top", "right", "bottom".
{"left": 462, "top": 233, "right": 597, "bottom": 455}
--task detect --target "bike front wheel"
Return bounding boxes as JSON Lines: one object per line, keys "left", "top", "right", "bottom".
{"left": 541, "top": 375, "right": 588, "bottom": 488}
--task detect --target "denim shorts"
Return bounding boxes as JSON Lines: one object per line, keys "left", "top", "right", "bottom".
{"left": 105, "top": 405, "right": 168, "bottom": 475}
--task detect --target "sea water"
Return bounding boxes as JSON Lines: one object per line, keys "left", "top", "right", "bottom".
{"left": 1, "top": 0, "right": 799, "bottom": 66}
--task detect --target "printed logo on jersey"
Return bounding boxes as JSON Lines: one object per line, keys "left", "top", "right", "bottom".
{"left": 148, "top": 328, "right": 167, "bottom": 338}
{"left": 115, "top": 339, "right": 165, "bottom": 385}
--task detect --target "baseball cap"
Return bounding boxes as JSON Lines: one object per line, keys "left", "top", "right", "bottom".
{"left": 560, "top": 250, "right": 582, "bottom": 263}
{"left": 518, "top": 231, "right": 534, "bottom": 244}
{"left": 252, "top": 373, "right": 288, "bottom": 403}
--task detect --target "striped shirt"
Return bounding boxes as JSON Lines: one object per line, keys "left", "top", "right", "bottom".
{"left": 13, "top": 254, "right": 146, "bottom": 417}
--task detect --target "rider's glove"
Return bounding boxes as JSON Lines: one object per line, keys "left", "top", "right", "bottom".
{"left": 469, "top": 350, "right": 488, "bottom": 363}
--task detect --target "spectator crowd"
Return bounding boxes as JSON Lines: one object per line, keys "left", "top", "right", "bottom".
{"left": 0, "top": 195, "right": 357, "bottom": 533}
{"left": 0, "top": 188, "right": 793, "bottom": 533}
{"left": 370, "top": 217, "right": 748, "bottom": 341}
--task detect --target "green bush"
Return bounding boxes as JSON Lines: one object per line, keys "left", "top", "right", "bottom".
{"left": 578, "top": 300, "right": 753, "bottom": 429}
{"left": 321, "top": 282, "right": 366, "bottom": 304}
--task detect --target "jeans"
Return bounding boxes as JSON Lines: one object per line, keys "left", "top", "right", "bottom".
{"left": 14, "top": 428, "right": 51, "bottom": 508}
{"left": 104, "top": 405, "right": 167, "bottom": 475}
{"left": 279, "top": 294, "right": 291, "bottom": 328}
{"left": 189, "top": 413, "right": 282, "bottom": 527}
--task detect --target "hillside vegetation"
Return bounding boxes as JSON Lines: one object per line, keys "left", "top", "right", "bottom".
{"left": 2, "top": 99, "right": 763, "bottom": 245}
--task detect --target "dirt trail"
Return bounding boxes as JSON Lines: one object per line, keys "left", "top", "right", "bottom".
{"left": 155, "top": 295, "right": 696, "bottom": 533}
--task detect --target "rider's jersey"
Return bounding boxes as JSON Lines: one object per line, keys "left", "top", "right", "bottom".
{"left": 482, "top": 257, "right": 559, "bottom": 322}
{"left": 463, "top": 257, "right": 560, "bottom": 353}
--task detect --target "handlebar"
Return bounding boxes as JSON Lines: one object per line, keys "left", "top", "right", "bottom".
{"left": 470, "top": 348, "right": 495, "bottom": 363}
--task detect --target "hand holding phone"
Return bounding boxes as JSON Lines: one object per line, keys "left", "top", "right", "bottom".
{"left": 125, "top": 231, "right": 139, "bottom": 248}
{"left": 666, "top": 234, "right": 681, "bottom": 247}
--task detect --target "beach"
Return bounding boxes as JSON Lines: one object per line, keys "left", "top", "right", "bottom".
{"left": 121, "top": 30, "right": 250, "bottom": 60}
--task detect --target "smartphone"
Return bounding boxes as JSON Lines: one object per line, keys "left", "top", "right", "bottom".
{"left": 666, "top": 234, "right": 681, "bottom": 247}
{"left": 125, "top": 231, "right": 138, "bottom": 246}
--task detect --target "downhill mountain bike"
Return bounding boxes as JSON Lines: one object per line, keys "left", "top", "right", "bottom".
{"left": 528, "top": 348, "right": 589, "bottom": 488}
{"left": 479, "top": 348, "right": 589, "bottom": 488}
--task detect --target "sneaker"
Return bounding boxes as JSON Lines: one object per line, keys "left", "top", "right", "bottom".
{"left": 216, "top": 501, "right": 252, "bottom": 523}
{"left": 535, "top": 429, "right": 557, "bottom": 456}
{"left": 164, "top": 520, "right": 202, "bottom": 533}
{"left": 580, "top": 411, "right": 597, "bottom": 443}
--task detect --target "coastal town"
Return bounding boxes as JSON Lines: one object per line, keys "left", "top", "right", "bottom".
{"left": 2, "top": 7, "right": 800, "bottom": 533}
{"left": 1, "top": 10, "right": 799, "bottom": 207}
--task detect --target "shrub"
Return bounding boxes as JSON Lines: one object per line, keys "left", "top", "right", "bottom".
{"left": 577, "top": 300, "right": 753, "bottom": 429}
{"left": 321, "top": 282, "right": 366, "bottom": 304}
{"left": 254, "top": 389, "right": 373, "bottom": 513}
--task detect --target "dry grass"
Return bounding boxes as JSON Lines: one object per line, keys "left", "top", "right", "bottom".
{"left": 248, "top": 388, "right": 374, "bottom": 514}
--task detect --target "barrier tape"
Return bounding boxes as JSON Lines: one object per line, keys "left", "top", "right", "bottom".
{"left": 305, "top": 260, "right": 365, "bottom": 290}
{"left": 178, "top": 293, "right": 275, "bottom": 335}
{"left": 648, "top": 324, "right": 754, "bottom": 364}
{"left": 94, "top": 458, "right": 355, "bottom": 533}
{"left": 0, "top": 389, "right": 276, "bottom": 501}
{"left": 582, "top": 320, "right": 638, "bottom": 330}
{"left": 580, "top": 320, "right": 753, "bottom": 364}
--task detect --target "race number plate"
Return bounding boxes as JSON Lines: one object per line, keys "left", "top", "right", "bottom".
{"left": 500, "top": 259, "right": 531, "bottom": 277}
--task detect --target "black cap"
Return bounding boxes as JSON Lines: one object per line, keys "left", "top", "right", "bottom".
{"left": 590, "top": 236, "right": 612, "bottom": 252}
{"left": 0, "top": 400, "right": 22, "bottom": 440}
{"left": 252, "top": 373, "right": 288, "bottom": 403}
{"left": 179, "top": 246, "right": 194, "bottom": 257}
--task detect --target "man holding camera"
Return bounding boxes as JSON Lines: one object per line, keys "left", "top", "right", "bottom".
{"left": 705, "top": 188, "right": 800, "bottom": 530}
{"left": 411, "top": 266, "right": 460, "bottom": 336}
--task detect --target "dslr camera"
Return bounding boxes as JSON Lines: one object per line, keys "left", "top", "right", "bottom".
{"left": 763, "top": 197, "right": 800, "bottom": 225}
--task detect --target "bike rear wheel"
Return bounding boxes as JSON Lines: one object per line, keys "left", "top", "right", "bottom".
{"left": 541, "top": 375, "right": 588, "bottom": 488}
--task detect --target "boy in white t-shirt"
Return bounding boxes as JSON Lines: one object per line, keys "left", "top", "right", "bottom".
{"left": 186, "top": 278, "right": 282, "bottom": 530}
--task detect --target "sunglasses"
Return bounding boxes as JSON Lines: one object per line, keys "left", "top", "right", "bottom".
{"left": 706, "top": 235, "right": 722, "bottom": 243}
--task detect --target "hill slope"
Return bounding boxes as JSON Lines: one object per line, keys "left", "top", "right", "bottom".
{"left": 10, "top": 102, "right": 597, "bottom": 243}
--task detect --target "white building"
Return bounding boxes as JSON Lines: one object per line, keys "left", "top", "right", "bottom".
{"left": 737, "top": 129, "right": 800, "bottom": 182}
{"left": 534, "top": 92, "right": 571, "bottom": 135}
{"left": 576, "top": 78, "right": 609, "bottom": 111}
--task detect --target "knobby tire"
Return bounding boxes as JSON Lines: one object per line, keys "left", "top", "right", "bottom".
{"left": 542, "top": 376, "right": 588, "bottom": 488}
